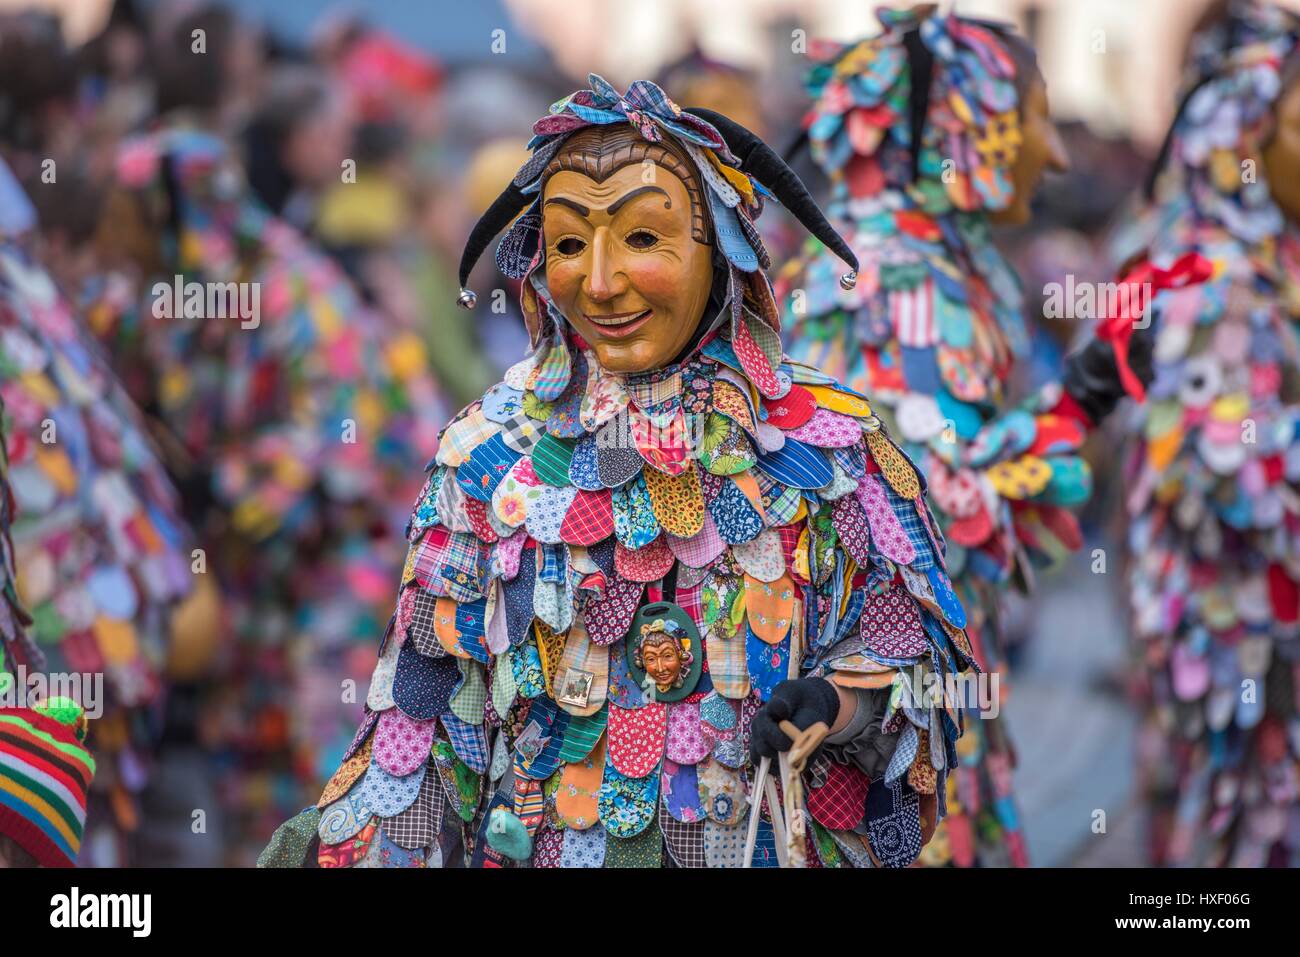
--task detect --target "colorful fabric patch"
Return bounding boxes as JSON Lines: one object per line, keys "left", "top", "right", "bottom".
{"left": 556, "top": 735, "right": 606, "bottom": 829}
{"left": 708, "top": 476, "right": 765, "bottom": 544}
{"left": 568, "top": 434, "right": 603, "bottom": 490}
{"left": 373, "top": 708, "right": 437, "bottom": 776}
{"left": 856, "top": 475, "right": 917, "bottom": 565}
{"left": 757, "top": 438, "right": 834, "bottom": 489}
{"left": 456, "top": 432, "right": 520, "bottom": 502}
{"left": 763, "top": 384, "right": 817, "bottom": 429}
{"left": 860, "top": 586, "right": 928, "bottom": 660}
{"left": 525, "top": 484, "right": 578, "bottom": 544}
{"left": 604, "top": 815, "right": 664, "bottom": 867}
{"left": 659, "top": 805, "right": 706, "bottom": 866}
{"left": 358, "top": 759, "right": 427, "bottom": 818}
{"left": 393, "top": 642, "right": 462, "bottom": 720}
{"left": 607, "top": 702, "right": 668, "bottom": 777}
{"left": 665, "top": 700, "right": 711, "bottom": 764}
{"left": 732, "top": 527, "right": 785, "bottom": 582}
{"left": 785, "top": 407, "right": 863, "bottom": 448}
{"left": 531, "top": 432, "right": 576, "bottom": 487}
{"left": 598, "top": 762, "right": 660, "bottom": 838}
{"left": 666, "top": 511, "right": 727, "bottom": 568}
{"left": 560, "top": 821, "right": 607, "bottom": 867}
{"left": 698, "top": 759, "right": 747, "bottom": 825}
{"left": 642, "top": 463, "right": 706, "bottom": 537}
{"left": 745, "top": 573, "right": 796, "bottom": 645}
{"left": 559, "top": 487, "right": 615, "bottom": 546}
{"left": 747, "top": 626, "right": 791, "bottom": 700}
{"left": 611, "top": 474, "right": 660, "bottom": 550}
{"left": 865, "top": 429, "right": 921, "bottom": 499}
{"left": 582, "top": 574, "right": 644, "bottom": 645}
{"left": 614, "top": 536, "right": 675, "bottom": 582}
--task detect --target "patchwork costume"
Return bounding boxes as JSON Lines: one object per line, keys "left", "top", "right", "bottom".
{"left": 1115, "top": 2, "right": 1300, "bottom": 867}
{"left": 773, "top": 7, "right": 1185, "bottom": 865}
{"left": 262, "top": 76, "right": 976, "bottom": 869}
{"left": 87, "top": 130, "right": 447, "bottom": 860}
{"left": 0, "top": 179, "right": 194, "bottom": 866}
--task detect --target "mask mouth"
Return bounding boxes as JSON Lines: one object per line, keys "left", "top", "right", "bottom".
{"left": 582, "top": 309, "right": 654, "bottom": 338}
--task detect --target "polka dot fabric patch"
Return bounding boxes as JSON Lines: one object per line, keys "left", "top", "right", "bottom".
{"left": 607, "top": 702, "right": 668, "bottom": 778}
{"left": 373, "top": 708, "right": 437, "bottom": 776}
{"left": 856, "top": 475, "right": 917, "bottom": 566}
{"left": 859, "top": 586, "right": 928, "bottom": 659}
{"left": 614, "top": 536, "right": 675, "bottom": 583}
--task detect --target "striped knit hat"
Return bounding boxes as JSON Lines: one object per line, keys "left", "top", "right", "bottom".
{"left": 0, "top": 698, "right": 95, "bottom": 867}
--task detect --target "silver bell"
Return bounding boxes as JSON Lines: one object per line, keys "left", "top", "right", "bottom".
{"left": 839, "top": 271, "right": 858, "bottom": 291}
{"left": 456, "top": 288, "right": 478, "bottom": 309}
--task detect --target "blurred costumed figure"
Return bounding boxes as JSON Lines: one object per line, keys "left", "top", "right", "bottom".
{"left": 262, "top": 74, "right": 979, "bottom": 870}
{"left": 0, "top": 158, "right": 201, "bottom": 866}
{"left": 1114, "top": 0, "right": 1300, "bottom": 867}
{"left": 775, "top": 6, "right": 1182, "bottom": 866}
{"left": 85, "top": 129, "right": 446, "bottom": 863}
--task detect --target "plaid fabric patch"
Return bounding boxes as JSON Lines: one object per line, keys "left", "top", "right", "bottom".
{"left": 880, "top": 481, "right": 935, "bottom": 570}
{"left": 449, "top": 659, "right": 488, "bottom": 724}
{"left": 498, "top": 411, "right": 546, "bottom": 455}
{"left": 806, "top": 755, "right": 871, "bottom": 830}
{"left": 560, "top": 488, "right": 614, "bottom": 546}
{"left": 412, "top": 526, "right": 451, "bottom": 592}
{"left": 382, "top": 762, "right": 446, "bottom": 850}
{"left": 440, "top": 712, "right": 490, "bottom": 774}
{"left": 666, "top": 512, "right": 726, "bottom": 569}
{"left": 625, "top": 370, "right": 682, "bottom": 424}
{"left": 437, "top": 409, "right": 500, "bottom": 468}
{"left": 532, "top": 337, "right": 574, "bottom": 401}
{"left": 676, "top": 580, "right": 704, "bottom": 629}
{"left": 537, "top": 542, "right": 566, "bottom": 584}
{"left": 441, "top": 531, "right": 489, "bottom": 602}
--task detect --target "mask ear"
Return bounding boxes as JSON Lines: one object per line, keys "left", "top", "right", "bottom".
{"left": 520, "top": 277, "right": 545, "bottom": 349}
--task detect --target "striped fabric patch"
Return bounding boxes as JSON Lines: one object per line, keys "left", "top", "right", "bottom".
{"left": 892, "top": 279, "right": 937, "bottom": 348}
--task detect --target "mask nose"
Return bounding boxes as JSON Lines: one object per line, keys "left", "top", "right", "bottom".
{"left": 583, "top": 228, "right": 623, "bottom": 303}
{"left": 1045, "top": 123, "right": 1070, "bottom": 174}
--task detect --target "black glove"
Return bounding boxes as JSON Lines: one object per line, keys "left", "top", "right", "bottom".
{"left": 1062, "top": 327, "right": 1155, "bottom": 425}
{"left": 750, "top": 677, "right": 840, "bottom": 762}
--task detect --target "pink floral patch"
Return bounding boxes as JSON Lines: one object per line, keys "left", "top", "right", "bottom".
{"left": 373, "top": 708, "right": 437, "bottom": 776}
{"left": 607, "top": 702, "right": 668, "bottom": 777}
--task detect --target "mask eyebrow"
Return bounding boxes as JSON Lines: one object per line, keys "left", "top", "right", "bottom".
{"left": 607, "top": 185, "right": 670, "bottom": 216}
{"left": 544, "top": 196, "right": 590, "bottom": 216}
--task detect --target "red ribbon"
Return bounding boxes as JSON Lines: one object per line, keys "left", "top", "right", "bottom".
{"left": 1094, "top": 251, "right": 1212, "bottom": 402}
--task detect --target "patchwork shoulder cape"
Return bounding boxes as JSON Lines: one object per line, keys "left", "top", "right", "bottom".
{"left": 266, "top": 323, "right": 976, "bottom": 869}
{"left": 0, "top": 240, "right": 195, "bottom": 864}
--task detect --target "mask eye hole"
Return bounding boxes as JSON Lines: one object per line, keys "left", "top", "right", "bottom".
{"left": 626, "top": 230, "right": 660, "bottom": 250}
{"left": 556, "top": 237, "right": 586, "bottom": 256}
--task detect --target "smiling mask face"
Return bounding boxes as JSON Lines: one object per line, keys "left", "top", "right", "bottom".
{"left": 539, "top": 126, "right": 716, "bottom": 373}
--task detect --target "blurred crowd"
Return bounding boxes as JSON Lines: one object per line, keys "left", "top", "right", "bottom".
{"left": 0, "top": 0, "right": 1154, "bottom": 866}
